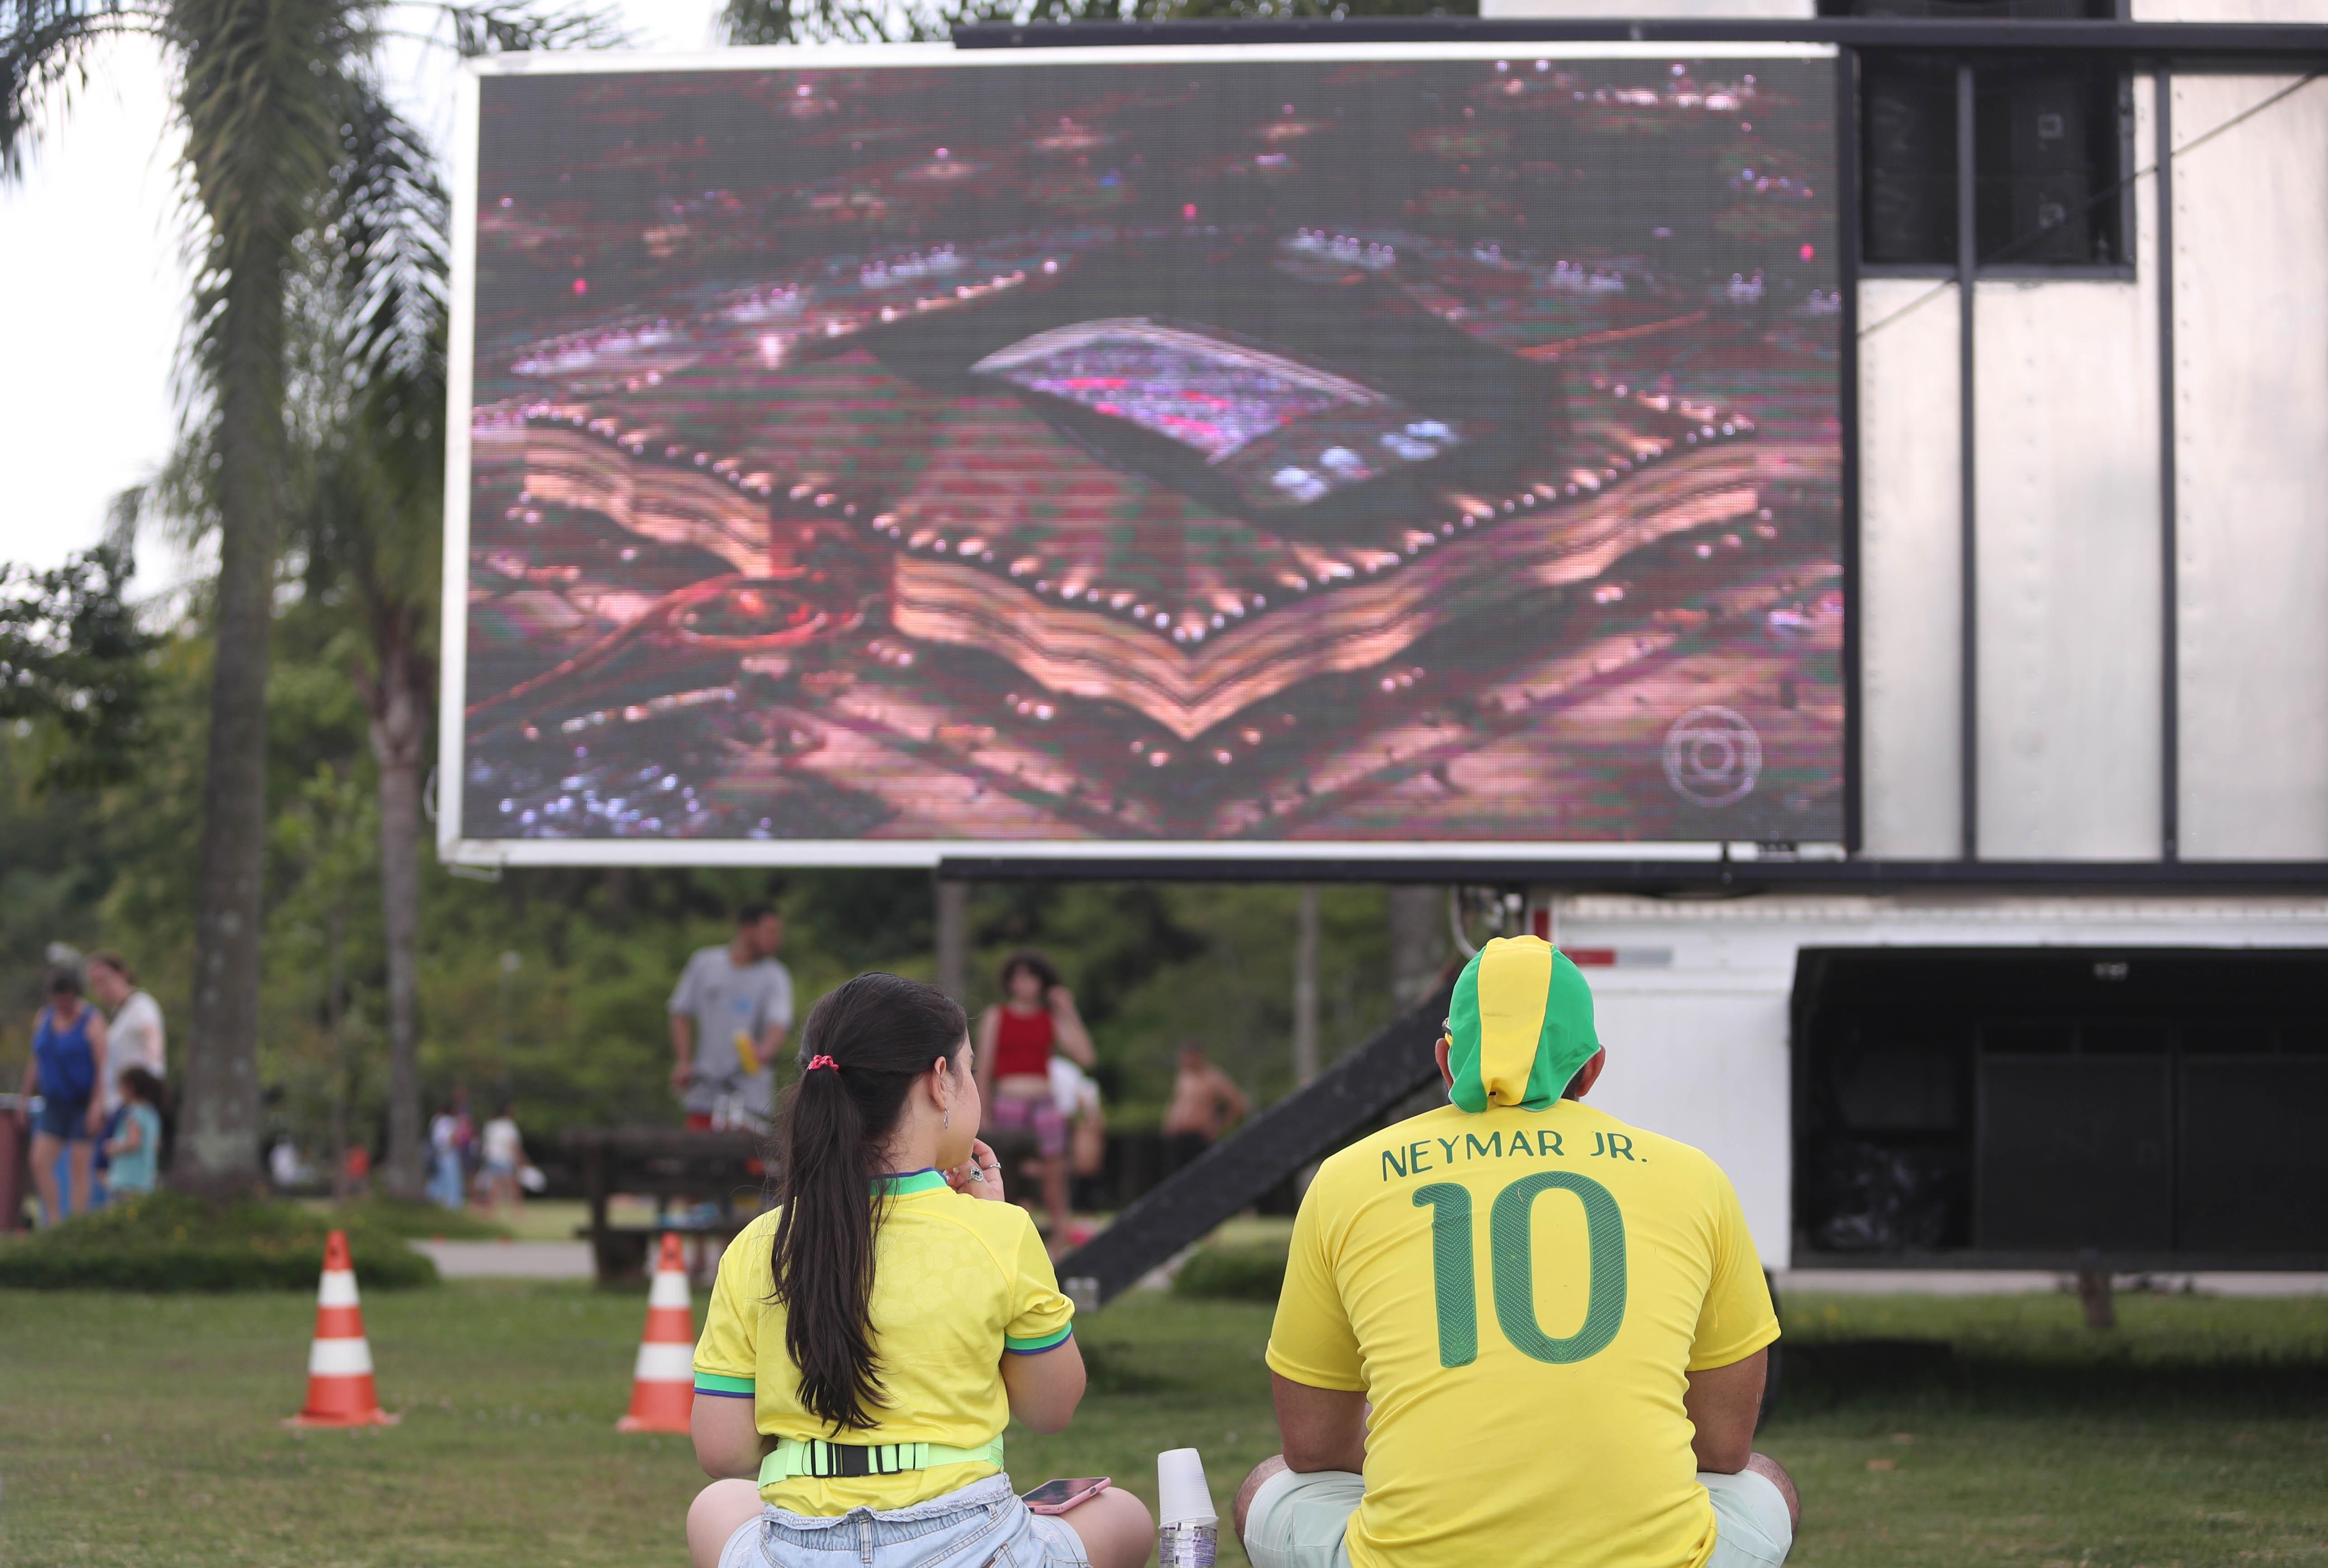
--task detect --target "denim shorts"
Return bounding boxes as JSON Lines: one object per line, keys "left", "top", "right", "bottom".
{"left": 31, "top": 1095, "right": 93, "bottom": 1142}
{"left": 719, "top": 1474, "right": 1091, "bottom": 1568}
{"left": 1243, "top": 1465, "right": 1792, "bottom": 1568}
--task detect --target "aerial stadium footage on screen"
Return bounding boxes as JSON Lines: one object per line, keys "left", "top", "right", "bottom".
{"left": 444, "top": 43, "right": 1843, "bottom": 861}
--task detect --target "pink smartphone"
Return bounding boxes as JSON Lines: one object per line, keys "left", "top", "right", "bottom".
{"left": 1022, "top": 1477, "right": 1111, "bottom": 1515}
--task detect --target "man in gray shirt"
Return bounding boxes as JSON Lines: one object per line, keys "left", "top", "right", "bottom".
{"left": 668, "top": 904, "right": 793, "bottom": 1131}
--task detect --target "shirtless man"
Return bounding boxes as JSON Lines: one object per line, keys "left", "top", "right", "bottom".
{"left": 1161, "top": 1042, "right": 1249, "bottom": 1172}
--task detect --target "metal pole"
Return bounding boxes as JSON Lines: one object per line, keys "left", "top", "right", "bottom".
{"left": 1387, "top": 885, "right": 1446, "bottom": 1010}
{"left": 328, "top": 905, "right": 349, "bottom": 1201}
{"left": 1956, "top": 61, "right": 1980, "bottom": 863}
{"left": 1836, "top": 48, "right": 1865, "bottom": 855}
{"left": 2154, "top": 68, "right": 2180, "bottom": 862}
{"left": 497, "top": 950, "right": 519, "bottom": 1094}
{"left": 1293, "top": 887, "right": 1320, "bottom": 1087}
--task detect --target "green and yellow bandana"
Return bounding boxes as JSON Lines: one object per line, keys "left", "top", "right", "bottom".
{"left": 1443, "top": 936, "right": 1600, "bottom": 1112}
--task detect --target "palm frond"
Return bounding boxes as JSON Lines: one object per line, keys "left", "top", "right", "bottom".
{"left": 0, "top": 0, "right": 155, "bottom": 179}
{"left": 438, "top": 1, "right": 626, "bottom": 57}
{"left": 325, "top": 86, "right": 447, "bottom": 384}
{"left": 168, "top": 0, "right": 366, "bottom": 568}
{"left": 717, "top": 0, "right": 957, "bottom": 45}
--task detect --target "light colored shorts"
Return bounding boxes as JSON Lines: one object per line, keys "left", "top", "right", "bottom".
{"left": 1242, "top": 1465, "right": 1792, "bottom": 1568}
{"left": 718, "top": 1474, "right": 1090, "bottom": 1568}
{"left": 988, "top": 1094, "right": 1068, "bottom": 1161}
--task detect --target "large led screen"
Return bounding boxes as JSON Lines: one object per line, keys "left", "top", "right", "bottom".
{"left": 446, "top": 44, "right": 1843, "bottom": 860}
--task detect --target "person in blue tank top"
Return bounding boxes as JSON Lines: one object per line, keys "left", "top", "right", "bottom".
{"left": 14, "top": 968, "right": 108, "bottom": 1224}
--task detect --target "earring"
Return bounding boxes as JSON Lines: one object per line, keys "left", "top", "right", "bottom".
{"left": 943, "top": 1107, "right": 951, "bottom": 1130}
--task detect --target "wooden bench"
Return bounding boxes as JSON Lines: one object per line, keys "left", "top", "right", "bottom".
{"left": 562, "top": 1126, "right": 766, "bottom": 1284}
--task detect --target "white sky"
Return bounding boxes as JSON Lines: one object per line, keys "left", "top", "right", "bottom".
{"left": 0, "top": 3, "right": 724, "bottom": 597}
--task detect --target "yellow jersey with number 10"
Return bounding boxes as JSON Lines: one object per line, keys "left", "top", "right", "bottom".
{"left": 1266, "top": 1098, "right": 1778, "bottom": 1568}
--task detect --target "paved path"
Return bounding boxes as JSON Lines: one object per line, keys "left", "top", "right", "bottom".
{"left": 412, "top": 1240, "right": 595, "bottom": 1279}
{"left": 406, "top": 1241, "right": 2328, "bottom": 1296}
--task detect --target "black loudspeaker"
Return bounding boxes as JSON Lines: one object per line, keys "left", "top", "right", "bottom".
{"left": 1977, "top": 68, "right": 2104, "bottom": 264}
{"left": 2009, "top": 171, "right": 2094, "bottom": 262}
{"left": 2178, "top": 1058, "right": 2328, "bottom": 1252}
{"left": 2008, "top": 76, "right": 2087, "bottom": 171}
{"left": 1862, "top": 61, "right": 1957, "bottom": 264}
{"left": 1976, "top": 1056, "right": 2174, "bottom": 1250}
{"left": 2002, "top": 75, "right": 2094, "bottom": 261}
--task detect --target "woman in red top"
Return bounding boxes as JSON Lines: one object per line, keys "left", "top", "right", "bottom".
{"left": 976, "top": 951, "right": 1094, "bottom": 1254}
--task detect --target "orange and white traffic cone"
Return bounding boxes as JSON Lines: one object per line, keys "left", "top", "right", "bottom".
{"left": 618, "top": 1231, "right": 697, "bottom": 1433}
{"left": 286, "top": 1230, "right": 400, "bottom": 1428}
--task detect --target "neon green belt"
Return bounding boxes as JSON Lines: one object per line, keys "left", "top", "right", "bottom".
{"left": 760, "top": 1435, "right": 1005, "bottom": 1485}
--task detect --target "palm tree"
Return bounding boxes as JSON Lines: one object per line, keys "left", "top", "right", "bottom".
{"left": 288, "top": 88, "right": 452, "bottom": 1202}
{"left": 3, "top": 0, "right": 609, "bottom": 1196}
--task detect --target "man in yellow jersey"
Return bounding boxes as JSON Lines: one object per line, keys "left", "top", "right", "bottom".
{"left": 1238, "top": 936, "right": 1798, "bottom": 1568}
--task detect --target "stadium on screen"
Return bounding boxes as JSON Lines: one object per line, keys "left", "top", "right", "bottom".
{"left": 443, "top": 44, "right": 1843, "bottom": 860}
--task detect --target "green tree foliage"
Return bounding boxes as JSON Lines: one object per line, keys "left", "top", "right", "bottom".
{"left": 3, "top": 0, "right": 622, "bottom": 1196}
{"left": 1, "top": 663, "right": 1394, "bottom": 1158}
{"left": 0, "top": 547, "right": 155, "bottom": 789}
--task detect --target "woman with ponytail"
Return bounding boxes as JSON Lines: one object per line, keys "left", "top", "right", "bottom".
{"left": 687, "top": 973, "right": 1154, "bottom": 1568}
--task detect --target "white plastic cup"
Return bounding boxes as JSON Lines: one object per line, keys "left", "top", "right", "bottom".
{"left": 1156, "top": 1447, "right": 1219, "bottom": 1526}
{"left": 1158, "top": 1521, "right": 1219, "bottom": 1567}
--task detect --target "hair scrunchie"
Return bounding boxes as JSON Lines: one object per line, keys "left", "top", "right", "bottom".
{"left": 805, "top": 1055, "right": 840, "bottom": 1072}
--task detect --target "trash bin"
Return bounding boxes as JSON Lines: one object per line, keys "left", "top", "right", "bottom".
{"left": 0, "top": 1093, "right": 28, "bottom": 1231}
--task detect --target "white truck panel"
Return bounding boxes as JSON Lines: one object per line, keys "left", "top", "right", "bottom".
{"left": 1856, "top": 279, "right": 1963, "bottom": 859}
{"left": 2170, "top": 75, "right": 2328, "bottom": 860}
{"left": 1547, "top": 894, "right": 2328, "bottom": 1267}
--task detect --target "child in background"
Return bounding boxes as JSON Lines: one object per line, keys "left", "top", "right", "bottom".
{"left": 1047, "top": 1054, "right": 1108, "bottom": 1236}
{"left": 105, "top": 1067, "right": 164, "bottom": 1197}
{"left": 427, "top": 1103, "right": 465, "bottom": 1209}
{"left": 481, "top": 1102, "right": 528, "bottom": 1220}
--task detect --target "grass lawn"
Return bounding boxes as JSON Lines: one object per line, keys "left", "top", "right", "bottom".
{"left": 1, "top": 1283, "right": 2322, "bottom": 1568}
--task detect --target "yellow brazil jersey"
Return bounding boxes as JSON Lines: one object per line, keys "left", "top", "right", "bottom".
{"left": 1266, "top": 1098, "right": 1778, "bottom": 1568}
{"left": 692, "top": 1169, "right": 1075, "bottom": 1513}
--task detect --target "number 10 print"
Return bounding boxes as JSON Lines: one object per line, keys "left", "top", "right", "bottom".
{"left": 1413, "top": 1173, "right": 1628, "bottom": 1368}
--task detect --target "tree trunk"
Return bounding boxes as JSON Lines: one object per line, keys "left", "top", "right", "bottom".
{"left": 367, "top": 627, "right": 429, "bottom": 1201}
{"left": 935, "top": 879, "right": 969, "bottom": 1004}
{"left": 177, "top": 265, "right": 283, "bottom": 1198}
{"left": 1292, "top": 887, "right": 1320, "bottom": 1086}
{"left": 1387, "top": 885, "right": 1448, "bottom": 1012}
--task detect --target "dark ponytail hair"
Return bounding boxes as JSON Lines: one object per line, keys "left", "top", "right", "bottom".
{"left": 771, "top": 972, "right": 968, "bottom": 1433}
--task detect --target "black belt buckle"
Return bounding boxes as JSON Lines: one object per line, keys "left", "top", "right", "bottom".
{"left": 822, "top": 1442, "right": 891, "bottom": 1478}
